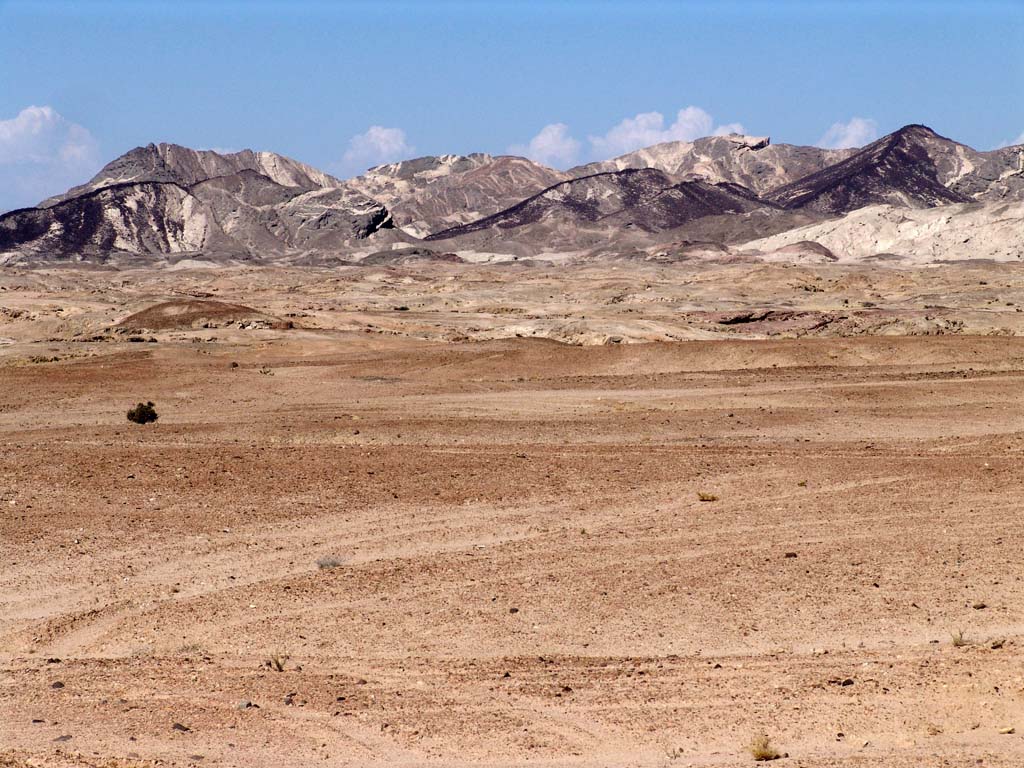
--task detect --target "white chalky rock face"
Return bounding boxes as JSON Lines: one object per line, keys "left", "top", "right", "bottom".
{"left": 741, "top": 202, "right": 1024, "bottom": 263}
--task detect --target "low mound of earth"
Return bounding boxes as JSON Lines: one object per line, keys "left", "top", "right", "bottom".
{"left": 360, "top": 247, "right": 465, "bottom": 266}
{"left": 116, "top": 299, "right": 285, "bottom": 331}
{"left": 758, "top": 240, "right": 838, "bottom": 263}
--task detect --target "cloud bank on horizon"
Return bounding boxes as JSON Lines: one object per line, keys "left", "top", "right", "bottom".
{"left": 0, "top": 106, "right": 102, "bottom": 212}
{"left": 315, "top": 106, "right": 888, "bottom": 176}
{"left": 338, "top": 126, "right": 416, "bottom": 176}
{"left": 506, "top": 107, "right": 744, "bottom": 168}
{"left": 817, "top": 117, "right": 880, "bottom": 149}
{"left": 508, "top": 123, "right": 580, "bottom": 168}
{"left": 334, "top": 107, "right": 883, "bottom": 175}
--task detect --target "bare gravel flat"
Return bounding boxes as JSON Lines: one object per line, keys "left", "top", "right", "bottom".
{"left": 2, "top": 265, "right": 1024, "bottom": 767}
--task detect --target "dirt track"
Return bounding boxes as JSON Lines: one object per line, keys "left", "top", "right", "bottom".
{"left": 3, "top": 267, "right": 1024, "bottom": 766}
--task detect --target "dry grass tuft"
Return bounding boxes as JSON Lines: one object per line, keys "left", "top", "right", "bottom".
{"left": 265, "top": 653, "right": 289, "bottom": 672}
{"left": 748, "top": 733, "right": 781, "bottom": 761}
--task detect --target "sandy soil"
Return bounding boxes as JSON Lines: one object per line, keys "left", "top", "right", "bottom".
{"left": 3, "top": 264, "right": 1024, "bottom": 767}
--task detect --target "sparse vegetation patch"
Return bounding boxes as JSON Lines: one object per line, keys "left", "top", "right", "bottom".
{"left": 316, "top": 556, "right": 346, "bottom": 570}
{"left": 127, "top": 401, "right": 158, "bottom": 424}
{"left": 748, "top": 733, "right": 781, "bottom": 761}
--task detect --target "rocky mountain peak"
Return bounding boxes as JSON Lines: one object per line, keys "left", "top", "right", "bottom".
{"left": 717, "top": 134, "right": 771, "bottom": 150}
{"left": 2, "top": 143, "right": 395, "bottom": 261}
{"left": 350, "top": 152, "right": 567, "bottom": 237}
{"left": 568, "top": 135, "right": 851, "bottom": 195}
{"left": 40, "top": 143, "right": 341, "bottom": 208}
{"left": 766, "top": 124, "right": 971, "bottom": 214}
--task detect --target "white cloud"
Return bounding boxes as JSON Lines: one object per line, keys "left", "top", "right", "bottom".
{"left": 995, "top": 131, "right": 1024, "bottom": 149}
{"left": 0, "top": 105, "right": 101, "bottom": 212}
{"left": 340, "top": 126, "right": 415, "bottom": 175}
{"left": 817, "top": 117, "right": 879, "bottom": 149}
{"left": 588, "top": 106, "right": 745, "bottom": 158}
{"left": 509, "top": 123, "right": 581, "bottom": 167}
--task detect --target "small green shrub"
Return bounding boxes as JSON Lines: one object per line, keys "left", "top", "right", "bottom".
{"left": 127, "top": 401, "right": 158, "bottom": 424}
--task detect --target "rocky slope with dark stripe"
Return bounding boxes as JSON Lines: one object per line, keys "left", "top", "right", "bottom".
{"left": 0, "top": 144, "right": 396, "bottom": 262}
{"left": 351, "top": 153, "right": 568, "bottom": 237}
{"left": 424, "top": 168, "right": 795, "bottom": 253}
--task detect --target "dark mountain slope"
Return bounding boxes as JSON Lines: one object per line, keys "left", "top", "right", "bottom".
{"left": 426, "top": 169, "right": 676, "bottom": 239}
{"left": 767, "top": 125, "right": 971, "bottom": 214}
{"left": 602, "top": 180, "right": 774, "bottom": 231}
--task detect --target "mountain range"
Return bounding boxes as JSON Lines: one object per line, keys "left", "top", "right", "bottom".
{"left": 1, "top": 124, "right": 1021, "bottom": 265}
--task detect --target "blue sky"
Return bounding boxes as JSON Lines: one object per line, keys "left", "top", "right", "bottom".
{"left": 0, "top": 0, "right": 1021, "bottom": 212}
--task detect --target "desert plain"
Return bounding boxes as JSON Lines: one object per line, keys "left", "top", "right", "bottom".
{"left": 2, "top": 260, "right": 1024, "bottom": 767}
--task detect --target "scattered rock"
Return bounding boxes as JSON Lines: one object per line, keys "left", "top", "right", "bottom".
{"left": 172, "top": 722, "right": 191, "bottom": 732}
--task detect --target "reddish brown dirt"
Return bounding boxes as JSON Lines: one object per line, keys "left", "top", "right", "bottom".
{"left": 116, "top": 299, "right": 277, "bottom": 331}
{"left": 2, "top": 330, "right": 1024, "bottom": 767}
